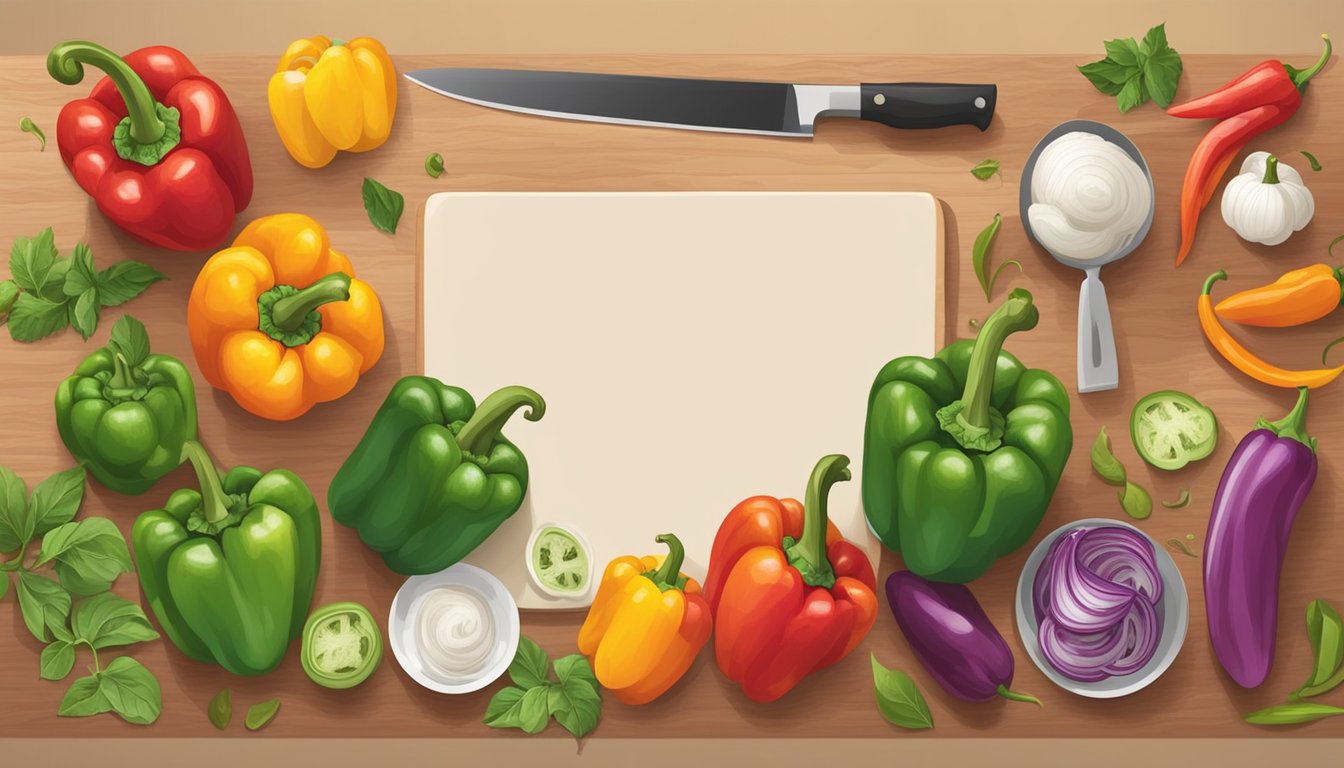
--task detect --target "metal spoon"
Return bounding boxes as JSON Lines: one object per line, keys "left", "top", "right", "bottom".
{"left": 1019, "top": 119, "right": 1155, "bottom": 394}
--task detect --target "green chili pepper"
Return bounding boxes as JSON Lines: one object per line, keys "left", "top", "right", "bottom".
{"left": 20, "top": 117, "right": 45, "bottom": 151}
{"left": 425, "top": 152, "right": 445, "bottom": 178}
{"left": 1244, "top": 702, "right": 1344, "bottom": 726}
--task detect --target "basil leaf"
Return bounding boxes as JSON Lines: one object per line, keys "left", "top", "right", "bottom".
{"left": 1118, "top": 481, "right": 1153, "bottom": 520}
{"left": 1090, "top": 427, "right": 1127, "bottom": 485}
{"left": 71, "top": 592, "right": 159, "bottom": 649}
{"left": 0, "top": 279, "right": 18, "bottom": 323}
{"left": 208, "top": 688, "right": 232, "bottom": 730}
{"left": 484, "top": 686, "right": 528, "bottom": 728}
{"left": 1244, "top": 702, "right": 1344, "bottom": 726}
{"left": 98, "top": 656, "right": 162, "bottom": 725}
{"left": 63, "top": 243, "right": 98, "bottom": 297}
{"left": 361, "top": 177, "right": 405, "bottom": 234}
{"left": 1142, "top": 47, "right": 1182, "bottom": 108}
{"left": 58, "top": 673, "right": 112, "bottom": 719}
{"left": 553, "top": 654, "right": 598, "bottom": 692}
{"left": 40, "top": 640, "right": 76, "bottom": 680}
{"left": 9, "top": 228, "right": 58, "bottom": 294}
{"left": 508, "top": 635, "right": 551, "bottom": 689}
{"left": 36, "top": 518, "right": 134, "bottom": 596}
{"left": 425, "top": 152, "right": 445, "bottom": 179}
{"left": 39, "top": 259, "right": 72, "bottom": 303}
{"left": 970, "top": 159, "right": 1001, "bottom": 181}
{"left": 1301, "top": 151, "right": 1323, "bottom": 172}
{"left": 7, "top": 293, "right": 70, "bottom": 342}
{"left": 16, "top": 571, "right": 71, "bottom": 642}
{"left": 29, "top": 465, "right": 85, "bottom": 539}
{"left": 0, "top": 464, "right": 31, "bottom": 553}
{"left": 1077, "top": 60, "right": 1127, "bottom": 96}
{"left": 245, "top": 697, "right": 281, "bottom": 731}
{"left": 95, "top": 262, "right": 166, "bottom": 307}
{"left": 1115, "top": 75, "right": 1145, "bottom": 113}
{"left": 1103, "top": 37, "right": 1141, "bottom": 68}
{"left": 872, "top": 654, "right": 934, "bottom": 729}
{"left": 107, "top": 315, "right": 151, "bottom": 367}
{"left": 549, "top": 675, "right": 602, "bottom": 739}
{"left": 516, "top": 685, "right": 551, "bottom": 734}
{"left": 971, "top": 214, "right": 1017, "bottom": 301}
{"left": 68, "top": 287, "right": 100, "bottom": 341}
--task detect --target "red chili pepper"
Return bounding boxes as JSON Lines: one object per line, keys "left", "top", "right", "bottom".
{"left": 49, "top": 41, "right": 253, "bottom": 251}
{"left": 703, "top": 455, "right": 878, "bottom": 702}
{"left": 1169, "top": 35, "right": 1331, "bottom": 267}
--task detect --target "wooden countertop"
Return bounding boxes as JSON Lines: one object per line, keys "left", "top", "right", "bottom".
{"left": 2, "top": 52, "right": 1342, "bottom": 738}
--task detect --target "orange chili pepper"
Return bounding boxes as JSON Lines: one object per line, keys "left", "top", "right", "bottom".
{"left": 1199, "top": 270, "right": 1344, "bottom": 389}
{"left": 1215, "top": 263, "right": 1344, "bottom": 327}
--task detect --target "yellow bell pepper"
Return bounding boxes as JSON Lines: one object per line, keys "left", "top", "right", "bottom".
{"left": 577, "top": 534, "right": 712, "bottom": 705}
{"left": 268, "top": 36, "right": 397, "bottom": 168}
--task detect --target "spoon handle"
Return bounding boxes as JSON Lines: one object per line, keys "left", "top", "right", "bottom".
{"left": 1078, "top": 269, "right": 1119, "bottom": 393}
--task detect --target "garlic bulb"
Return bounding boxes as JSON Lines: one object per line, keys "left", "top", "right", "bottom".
{"left": 1221, "top": 152, "right": 1314, "bottom": 246}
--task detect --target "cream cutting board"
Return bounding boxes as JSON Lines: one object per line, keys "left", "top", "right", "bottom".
{"left": 421, "top": 191, "right": 943, "bottom": 610}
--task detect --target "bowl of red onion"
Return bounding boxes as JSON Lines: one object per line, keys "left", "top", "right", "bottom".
{"left": 1014, "top": 518, "right": 1188, "bottom": 698}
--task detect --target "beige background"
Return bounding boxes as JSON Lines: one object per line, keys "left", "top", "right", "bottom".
{"left": 3, "top": 0, "right": 1344, "bottom": 764}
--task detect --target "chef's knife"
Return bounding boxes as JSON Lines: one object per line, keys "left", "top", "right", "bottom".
{"left": 404, "top": 68, "right": 997, "bottom": 136}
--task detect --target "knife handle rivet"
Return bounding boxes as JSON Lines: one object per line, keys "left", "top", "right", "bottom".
{"left": 974, "top": 96, "right": 987, "bottom": 109}
{"left": 873, "top": 93, "right": 886, "bottom": 106}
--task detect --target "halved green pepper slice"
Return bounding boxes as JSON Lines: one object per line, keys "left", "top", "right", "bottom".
{"left": 301, "top": 601, "right": 383, "bottom": 689}
{"left": 1129, "top": 390, "right": 1217, "bottom": 471}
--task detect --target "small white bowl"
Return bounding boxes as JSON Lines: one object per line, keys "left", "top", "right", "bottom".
{"left": 525, "top": 522, "right": 594, "bottom": 601}
{"left": 1014, "top": 517, "right": 1189, "bottom": 699}
{"left": 389, "top": 562, "right": 520, "bottom": 694}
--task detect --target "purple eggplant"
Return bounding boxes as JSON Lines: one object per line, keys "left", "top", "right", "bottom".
{"left": 1205, "top": 386, "right": 1318, "bottom": 689}
{"left": 886, "top": 570, "right": 1040, "bottom": 705}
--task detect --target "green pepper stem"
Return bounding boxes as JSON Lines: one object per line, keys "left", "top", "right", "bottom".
{"left": 456, "top": 386, "right": 546, "bottom": 456}
{"left": 1202, "top": 270, "right": 1228, "bottom": 295}
{"left": 1257, "top": 386, "right": 1316, "bottom": 452}
{"left": 785, "top": 454, "right": 850, "bottom": 588}
{"left": 47, "top": 41, "right": 165, "bottom": 145}
{"left": 269, "top": 273, "right": 351, "bottom": 332}
{"left": 649, "top": 533, "right": 686, "bottom": 589}
{"left": 938, "top": 288, "right": 1038, "bottom": 452}
{"left": 996, "top": 684, "right": 1043, "bottom": 707}
{"left": 181, "top": 441, "right": 233, "bottom": 526}
{"left": 1262, "top": 155, "right": 1281, "bottom": 184}
{"left": 1286, "top": 34, "right": 1332, "bottom": 91}
{"left": 109, "top": 352, "right": 135, "bottom": 390}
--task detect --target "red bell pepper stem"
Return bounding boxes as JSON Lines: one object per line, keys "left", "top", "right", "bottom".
{"left": 455, "top": 386, "right": 547, "bottom": 456}
{"left": 1286, "top": 34, "right": 1333, "bottom": 91}
{"left": 47, "top": 41, "right": 174, "bottom": 154}
{"left": 647, "top": 533, "right": 689, "bottom": 592}
{"left": 784, "top": 454, "right": 851, "bottom": 588}
{"left": 181, "top": 440, "right": 232, "bottom": 526}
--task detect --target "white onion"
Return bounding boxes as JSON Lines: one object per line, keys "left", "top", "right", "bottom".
{"left": 1028, "top": 132, "right": 1151, "bottom": 261}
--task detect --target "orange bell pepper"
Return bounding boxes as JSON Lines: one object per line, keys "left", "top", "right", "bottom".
{"left": 1215, "top": 263, "right": 1344, "bottom": 328}
{"left": 577, "top": 533, "right": 712, "bottom": 705}
{"left": 187, "top": 213, "right": 384, "bottom": 420}
{"left": 702, "top": 455, "right": 877, "bottom": 702}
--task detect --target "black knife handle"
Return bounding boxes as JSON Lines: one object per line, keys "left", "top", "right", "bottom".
{"left": 860, "top": 83, "right": 997, "bottom": 131}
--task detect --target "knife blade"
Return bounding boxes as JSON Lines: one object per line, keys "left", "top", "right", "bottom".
{"left": 404, "top": 68, "right": 996, "bottom": 136}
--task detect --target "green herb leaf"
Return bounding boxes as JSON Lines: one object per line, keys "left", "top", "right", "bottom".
{"left": 1103, "top": 37, "right": 1141, "bottom": 68}
{"left": 0, "top": 464, "right": 31, "bottom": 553}
{"left": 508, "top": 635, "right": 551, "bottom": 689}
{"left": 1090, "top": 427, "right": 1127, "bottom": 485}
{"left": 71, "top": 592, "right": 159, "bottom": 649}
{"left": 1115, "top": 75, "right": 1145, "bottom": 113}
{"left": 16, "top": 571, "right": 71, "bottom": 642}
{"left": 1138, "top": 24, "right": 1182, "bottom": 108}
{"left": 29, "top": 465, "right": 86, "bottom": 540}
{"left": 97, "top": 657, "right": 162, "bottom": 725}
{"left": 245, "top": 697, "right": 281, "bottom": 731}
{"left": 7, "top": 293, "right": 70, "bottom": 342}
{"left": 1118, "top": 481, "right": 1153, "bottom": 520}
{"left": 553, "top": 654, "right": 598, "bottom": 693}
{"left": 58, "top": 673, "right": 112, "bottom": 719}
{"left": 40, "top": 640, "right": 76, "bottom": 681}
{"left": 549, "top": 674, "right": 602, "bottom": 739}
{"left": 107, "top": 315, "right": 151, "bottom": 367}
{"left": 1077, "top": 60, "right": 1128, "bottom": 96}
{"left": 68, "top": 288, "right": 100, "bottom": 341}
{"left": 1165, "top": 538, "right": 1197, "bottom": 558}
{"left": 38, "top": 259, "right": 72, "bottom": 303}
{"left": 1080, "top": 25, "right": 1181, "bottom": 112}
{"left": 95, "top": 261, "right": 166, "bottom": 307}
{"left": 0, "top": 279, "right": 19, "bottom": 323}
{"left": 36, "top": 518, "right": 134, "bottom": 596}
{"left": 208, "top": 689, "right": 232, "bottom": 730}
{"left": 425, "top": 152, "right": 445, "bottom": 179}
{"left": 20, "top": 117, "right": 45, "bottom": 151}
{"left": 1161, "top": 489, "right": 1191, "bottom": 509}
{"left": 970, "top": 159, "right": 1001, "bottom": 181}
{"left": 971, "top": 213, "right": 1004, "bottom": 301}
{"left": 361, "top": 177, "right": 405, "bottom": 234}
{"left": 872, "top": 654, "right": 934, "bottom": 730}
{"left": 1244, "top": 702, "right": 1344, "bottom": 726}
{"left": 516, "top": 686, "right": 551, "bottom": 734}
{"left": 484, "top": 686, "right": 528, "bottom": 729}
{"left": 63, "top": 243, "right": 98, "bottom": 297}
{"left": 1301, "top": 151, "right": 1323, "bottom": 172}
{"left": 9, "top": 228, "right": 58, "bottom": 294}
{"left": 1293, "top": 599, "right": 1344, "bottom": 700}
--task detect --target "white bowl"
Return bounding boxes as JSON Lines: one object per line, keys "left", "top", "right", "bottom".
{"left": 389, "top": 563, "right": 520, "bottom": 694}
{"left": 525, "top": 521, "right": 594, "bottom": 601}
{"left": 1014, "top": 517, "right": 1189, "bottom": 698}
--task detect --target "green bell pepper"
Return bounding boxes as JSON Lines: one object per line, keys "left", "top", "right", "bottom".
{"left": 862, "top": 288, "right": 1072, "bottom": 583}
{"left": 328, "top": 375, "right": 545, "bottom": 575}
{"left": 54, "top": 315, "right": 197, "bottom": 495}
{"left": 131, "top": 441, "right": 320, "bottom": 676}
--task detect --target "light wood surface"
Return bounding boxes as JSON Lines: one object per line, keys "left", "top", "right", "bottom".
{"left": 2, "top": 51, "right": 1343, "bottom": 739}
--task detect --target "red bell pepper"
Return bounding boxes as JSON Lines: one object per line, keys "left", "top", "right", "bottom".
{"left": 703, "top": 454, "right": 877, "bottom": 702}
{"left": 48, "top": 41, "right": 253, "bottom": 251}
{"left": 1170, "top": 35, "right": 1330, "bottom": 267}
